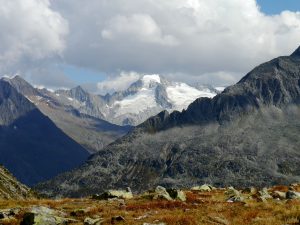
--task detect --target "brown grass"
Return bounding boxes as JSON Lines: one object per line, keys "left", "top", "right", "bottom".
{"left": 1, "top": 186, "right": 300, "bottom": 225}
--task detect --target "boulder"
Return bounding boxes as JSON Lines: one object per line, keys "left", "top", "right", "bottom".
{"left": 272, "top": 191, "right": 286, "bottom": 200}
{"left": 20, "top": 206, "right": 77, "bottom": 225}
{"left": 191, "top": 184, "right": 215, "bottom": 192}
{"left": 142, "top": 186, "right": 173, "bottom": 201}
{"left": 166, "top": 188, "right": 186, "bottom": 201}
{"left": 84, "top": 217, "right": 104, "bottom": 225}
{"left": 153, "top": 186, "right": 173, "bottom": 201}
{"left": 242, "top": 187, "right": 258, "bottom": 195}
{"left": 143, "top": 223, "right": 166, "bottom": 225}
{"left": 225, "top": 187, "right": 244, "bottom": 202}
{"left": 258, "top": 188, "right": 273, "bottom": 201}
{"left": 92, "top": 187, "right": 133, "bottom": 200}
{"left": 0, "top": 208, "right": 20, "bottom": 219}
{"left": 286, "top": 190, "right": 300, "bottom": 200}
{"left": 111, "top": 215, "right": 125, "bottom": 224}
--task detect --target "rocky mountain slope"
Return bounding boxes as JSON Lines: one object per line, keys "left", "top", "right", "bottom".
{"left": 0, "top": 79, "right": 89, "bottom": 186}
{"left": 56, "top": 75, "right": 218, "bottom": 126}
{"left": 0, "top": 165, "right": 33, "bottom": 199}
{"left": 4, "top": 76, "right": 131, "bottom": 153}
{"left": 36, "top": 46, "right": 300, "bottom": 197}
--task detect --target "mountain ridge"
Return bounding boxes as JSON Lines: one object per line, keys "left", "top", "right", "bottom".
{"left": 3, "top": 76, "right": 131, "bottom": 153}
{"left": 36, "top": 46, "right": 300, "bottom": 197}
{"left": 139, "top": 49, "right": 300, "bottom": 132}
{"left": 0, "top": 79, "right": 90, "bottom": 186}
{"left": 55, "top": 74, "right": 218, "bottom": 126}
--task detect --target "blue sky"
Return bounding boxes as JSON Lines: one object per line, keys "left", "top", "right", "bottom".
{"left": 62, "top": 65, "right": 106, "bottom": 83}
{"left": 257, "top": 0, "right": 300, "bottom": 14}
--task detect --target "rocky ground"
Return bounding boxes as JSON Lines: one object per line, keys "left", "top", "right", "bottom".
{"left": 1, "top": 184, "right": 300, "bottom": 224}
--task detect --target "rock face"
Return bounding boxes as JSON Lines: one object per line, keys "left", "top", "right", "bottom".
{"left": 0, "top": 80, "right": 89, "bottom": 186}
{"left": 37, "top": 46, "right": 300, "bottom": 197}
{"left": 5, "top": 76, "right": 131, "bottom": 153}
{"left": 0, "top": 165, "right": 33, "bottom": 199}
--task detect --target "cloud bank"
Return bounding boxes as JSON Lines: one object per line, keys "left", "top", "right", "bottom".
{"left": 0, "top": 0, "right": 300, "bottom": 89}
{"left": 0, "top": 0, "right": 68, "bottom": 74}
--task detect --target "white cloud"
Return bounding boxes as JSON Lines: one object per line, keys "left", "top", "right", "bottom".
{"left": 96, "top": 71, "right": 141, "bottom": 94}
{"left": 101, "top": 14, "right": 178, "bottom": 46}
{"left": 0, "top": 0, "right": 68, "bottom": 73}
{"left": 50, "top": 0, "right": 300, "bottom": 85}
{"left": 1, "top": 0, "right": 300, "bottom": 87}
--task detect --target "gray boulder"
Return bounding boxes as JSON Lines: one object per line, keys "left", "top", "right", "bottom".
{"left": 20, "top": 206, "right": 76, "bottom": 225}
{"left": 286, "top": 190, "right": 300, "bottom": 199}
{"left": 191, "top": 184, "right": 215, "bottom": 192}
{"left": 166, "top": 188, "right": 186, "bottom": 201}
{"left": 84, "top": 217, "right": 104, "bottom": 225}
{"left": 225, "top": 187, "right": 244, "bottom": 202}
{"left": 258, "top": 188, "right": 273, "bottom": 201}
{"left": 92, "top": 187, "right": 133, "bottom": 200}
{"left": 143, "top": 186, "right": 172, "bottom": 201}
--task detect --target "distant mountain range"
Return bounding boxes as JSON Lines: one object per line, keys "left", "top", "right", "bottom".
{"left": 0, "top": 73, "right": 215, "bottom": 186}
{"left": 3, "top": 76, "right": 131, "bottom": 153}
{"left": 54, "top": 75, "right": 220, "bottom": 126}
{"left": 36, "top": 46, "right": 300, "bottom": 197}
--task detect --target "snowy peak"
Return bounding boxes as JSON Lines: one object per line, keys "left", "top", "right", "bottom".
{"left": 103, "top": 74, "right": 219, "bottom": 125}
{"left": 43, "top": 74, "right": 219, "bottom": 126}
{"left": 166, "top": 82, "right": 216, "bottom": 111}
{"left": 140, "top": 74, "right": 161, "bottom": 87}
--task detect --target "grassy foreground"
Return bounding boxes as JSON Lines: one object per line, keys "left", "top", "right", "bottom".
{"left": 1, "top": 186, "right": 300, "bottom": 225}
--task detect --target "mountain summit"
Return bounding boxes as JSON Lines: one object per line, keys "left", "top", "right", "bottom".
{"left": 37, "top": 46, "right": 300, "bottom": 197}
{"left": 55, "top": 74, "right": 218, "bottom": 126}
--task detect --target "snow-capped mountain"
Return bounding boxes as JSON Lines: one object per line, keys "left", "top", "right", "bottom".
{"left": 56, "top": 74, "right": 219, "bottom": 126}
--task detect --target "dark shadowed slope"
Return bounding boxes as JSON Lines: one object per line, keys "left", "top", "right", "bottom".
{"left": 0, "top": 80, "right": 89, "bottom": 186}
{"left": 4, "top": 76, "right": 132, "bottom": 153}
{"left": 36, "top": 46, "right": 300, "bottom": 197}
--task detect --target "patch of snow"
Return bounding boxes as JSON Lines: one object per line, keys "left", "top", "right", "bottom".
{"left": 35, "top": 85, "right": 45, "bottom": 90}
{"left": 25, "top": 96, "right": 34, "bottom": 103}
{"left": 167, "top": 83, "right": 216, "bottom": 111}
{"left": 47, "top": 88, "right": 55, "bottom": 93}
{"left": 34, "top": 85, "right": 55, "bottom": 93}
{"left": 141, "top": 74, "right": 161, "bottom": 86}
{"left": 1, "top": 75, "right": 11, "bottom": 79}
{"left": 1, "top": 74, "right": 19, "bottom": 79}
{"left": 55, "top": 94, "right": 60, "bottom": 97}
{"left": 67, "top": 97, "right": 74, "bottom": 101}
{"left": 215, "top": 86, "right": 226, "bottom": 92}
{"left": 113, "top": 87, "right": 158, "bottom": 116}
